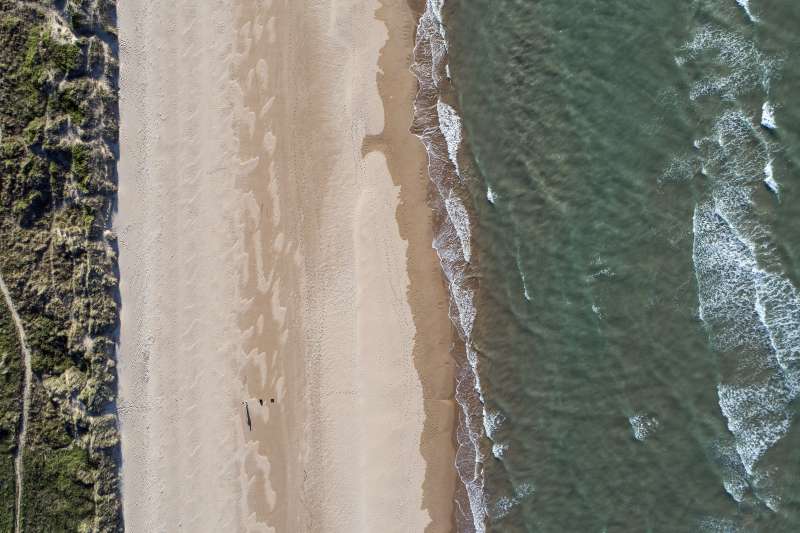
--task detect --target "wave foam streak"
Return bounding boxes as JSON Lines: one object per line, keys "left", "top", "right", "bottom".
{"left": 677, "top": 17, "right": 800, "bottom": 506}
{"left": 411, "top": 1, "right": 487, "bottom": 530}
{"left": 691, "top": 119, "right": 800, "bottom": 508}
{"left": 677, "top": 26, "right": 776, "bottom": 100}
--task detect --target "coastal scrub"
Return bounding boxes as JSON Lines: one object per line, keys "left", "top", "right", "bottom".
{"left": 0, "top": 0, "right": 121, "bottom": 529}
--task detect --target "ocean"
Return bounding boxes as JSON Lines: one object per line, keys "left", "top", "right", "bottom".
{"left": 414, "top": 0, "right": 800, "bottom": 531}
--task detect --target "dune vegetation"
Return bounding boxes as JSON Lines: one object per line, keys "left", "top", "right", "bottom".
{"left": 0, "top": 0, "right": 120, "bottom": 530}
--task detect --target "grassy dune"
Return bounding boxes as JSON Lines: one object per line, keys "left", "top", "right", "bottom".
{"left": 0, "top": 1, "right": 120, "bottom": 530}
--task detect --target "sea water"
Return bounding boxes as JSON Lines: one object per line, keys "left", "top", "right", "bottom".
{"left": 417, "top": 0, "right": 800, "bottom": 530}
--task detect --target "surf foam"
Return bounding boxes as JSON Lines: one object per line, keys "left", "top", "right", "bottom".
{"left": 679, "top": 21, "right": 795, "bottom": 499}
{"left": 678, "top": 26, "right": 777, "bottom": 100}
{"left": 629, "top": 414, "right": 659, "bottom": 442}
{"left": 764, "top": 160, "right": 778, "bottom": 195}
{"left": 761, "top": 101, "right": 776, "bottom": 130}
{"left": 736, "top": 0, "right": 758, "bottom": 22}
{"left": 691, "top": 119, "right": 799, "bottom": 503}
{"left": 438, "top": 99, "right": 463, "bottom": 174}
{"left": 412, "top": 2, "right": 488, "bottom": 530}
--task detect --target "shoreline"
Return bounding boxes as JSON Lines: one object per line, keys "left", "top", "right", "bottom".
{"left": 411, "top": 1, "right": 488, "bottom": 530}
{"left": 371, "top": 1, "right": 458, "bottom": 529}
{"left": 117, "top": 0, "right": 456, "bottom": 530}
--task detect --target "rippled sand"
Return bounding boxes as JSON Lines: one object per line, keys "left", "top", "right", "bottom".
{"left": 116, "top": 0, "right": 456, "bottom": 531}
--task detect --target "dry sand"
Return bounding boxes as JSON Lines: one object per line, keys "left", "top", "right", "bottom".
{"left": 116, "top": 0, "right": 456, "bottom": 531}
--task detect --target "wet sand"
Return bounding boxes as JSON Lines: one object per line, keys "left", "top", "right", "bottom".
{"left": 116, "top": 0, "right": 455, "bottom": 531}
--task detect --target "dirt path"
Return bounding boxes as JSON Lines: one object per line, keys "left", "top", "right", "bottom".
{"left": 0, "top": 273, "right": 32, "bottom": 533}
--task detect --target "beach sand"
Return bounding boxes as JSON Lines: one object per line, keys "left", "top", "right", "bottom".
{"left": 116, "top": 0, "right": 456, "bottom": 531}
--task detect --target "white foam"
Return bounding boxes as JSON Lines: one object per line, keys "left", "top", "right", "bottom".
{"left": 691, "top": 130, "right": 800, "bottom": 488}
{"left": 763, "top": 160, "right": 778, "bottom": 195}
{"left": 482, "top": 409, "right": 506, "bottom": 439}
{"left": 416, "top": 0, "right": 449, "bottom": 89}
{"left": 492, "top": 496, "right": 515, "bottom": 520}
{"left": 678, "top": 26, "right": 777, "bottom": 100}
{"left": 708, "top": 110, "right": 772, "bottom": 189}
{"left": 693, "top": 198, "right": 800, "bottom": 478}
{"left": 680, "top": 10, "right": 799, "bottom": 508}
{"left": 659, "top": 155, "right": 696, "bottom": 184}
{"left": 514, "top": 252, "right": 531, "bottom": 301}
{"left": 437, "top": 99, "right": 463, "bottom": 174}
{"left": 717, "top": 381, "right": 792, "bottom": 475}
{"left": 522, "top": 281, "right": 531, "bottom": 302}
{"left": 587, "top": 257, "right": 615, "bottom": 282}
{"left": 766, "top": 495, "right": 781, "bottom": 512}
{"left": 428, "top": 0, "right": 446, "bottom": 38}
{"left": 751, "top": 469, "right": 782, "bottom": 512}
{"left": 595, "top": 267, "right": 613, "bottom": 279}
{"left": 492, "top": 442, "right": 508, "bottom": 459}
{"left": 697, "top": 516, "right": 741, "bottom": 532}
{"left": 444, "top": 193, "right": 472, "bottom": 263}
{"left": 450, "top": 280, "right": 475, "bottom": 338}
{"left": 414, "top": 2, "right": 489, "bottom": 530}
{"left": 722, "top": 477, "right": 747, "bottom": 503}
{"left": 753, "top": 269, "right": 800, "bottom": 375}
{"left": 736, "top": 0, "right": 758, "bottom": 22}
{"left": 515, "top": 483, "right": 534, "bottom": 499}
{"left": 628, "top": 414, "right": 659, "bottom": 441}
{"left": 491, "top": 483, "right": 534, "bottom": 520}
{"left": 761, "top": 101, "right": 776, "bottom": 129}
{"left": 486, "top": 186, "right": 497, "bottom": 204}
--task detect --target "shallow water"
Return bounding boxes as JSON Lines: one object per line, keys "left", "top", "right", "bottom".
{"left": 440, "top": 0, "right": 800, "bottom": 530}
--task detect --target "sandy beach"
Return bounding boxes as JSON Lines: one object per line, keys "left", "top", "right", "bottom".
{"left": 116, "top": 0, "right": 455, "bottom": 531}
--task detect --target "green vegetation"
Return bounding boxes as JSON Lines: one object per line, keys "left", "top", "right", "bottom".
{"left": 21, "top": 447, "right": 94, "bottom": 531}
{"left": 0, "top": 454, "right": 16, "bottom": 532}
{"left": 54, "top": 82, "right": 89, "bottom": 126}
{"left": 22, "top": 27, "right": 82, "bottom": 79}
{"left": 28, "top": 315, "right": 71, "bottom": 375}
{"left": 0, "top": 0, "right": 121, "bottom": 530}
{"left": 0, "top": 300, "right": 22, "bottom": 530}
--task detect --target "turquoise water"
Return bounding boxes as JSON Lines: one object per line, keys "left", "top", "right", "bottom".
{"left": 431, "top": 0, "right": 800, "bottom": 530}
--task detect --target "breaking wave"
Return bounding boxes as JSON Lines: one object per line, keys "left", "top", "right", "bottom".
{"left": 676, "top": 17, "right": 800, "bottom": 511}
{"left": 491, "top": 483, "right": 534, "bottom": 521}
{"left": 677, "top": 25, "right": 777, "bottom": 100}
{"left": 629, "top": 414, "right": 659, "bottom": 442}
{"left": 761, "top": 101, "right": 776, "bottom": 130}
{"left": 735, "top": 0, "right": 758, "bottom": 22}
{"left": 411, "top": 1, "right": 487, "bottom": 530}
{"left": 438, "top": 100, "right": 463, "bottom": 174}
{"left": 691, "top": 136, "right": 800, "bottom": 507}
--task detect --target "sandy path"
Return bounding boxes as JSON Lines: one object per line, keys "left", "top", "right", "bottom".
{"left": 0, "top": 273, "right": 32, "bottom": 533}
{"left": 117, "top": 0, "right": 455, "bottom": 531}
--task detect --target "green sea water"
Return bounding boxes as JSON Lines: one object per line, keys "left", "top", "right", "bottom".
{"left": 441, "top": 1, "right": 800, "bottom": 531}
